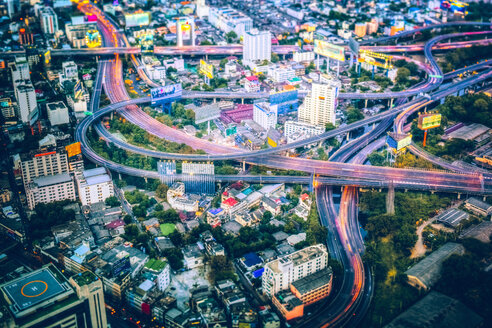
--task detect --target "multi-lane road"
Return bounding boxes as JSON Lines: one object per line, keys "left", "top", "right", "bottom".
{"left": 70, "top": 4, "right": 492, "bottom": 327}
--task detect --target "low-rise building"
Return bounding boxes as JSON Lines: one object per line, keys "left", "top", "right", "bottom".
{"left": 464, "top": 197, "right": 492, "bottom": 217}
{"left": 290, "top": 267, "right": 333, "bottom": 305}
{"left": 405, "top": 242, "right": 465, "bottom": 290}
{"left": 47, "top": 101, "right": 70, "bottom": 126}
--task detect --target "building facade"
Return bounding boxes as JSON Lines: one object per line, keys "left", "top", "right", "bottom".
{"left": 20, "top": 149, "right": 70, "bottom": 185}
{"left": 40, "top": 7, "right": 59, "bottom": 34}
{"left": 26, "top": 173, "right": 76, "bottom": 209}
{"left": 298, "top": 81, "right": 340, "bottom": 127}
{"left": 253, "top": 102, "right": 278, "bottom": 131}
{"left": 243, "top": 29, "right": 271, "bottom": 63}
{"left": 75, "top": 167, "right": 114, "bottom": 206}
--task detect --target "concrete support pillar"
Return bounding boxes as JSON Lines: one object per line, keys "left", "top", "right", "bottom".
{"left": 119, "top": 173, "right": 122, "bottom": 180}
{"left": 144, "top": 177, "right": 148, "bottom": 183}
{"left": 241, "top": 98, "right": 244, "bottom": 104}
{"left": 205, "top": 54, "right": 208, "bottom": 61}
{"left": 207, "top": 120, "right": 211, "bottom": 135}
{"left": 346, "top": 132, "right": 350, "bottom": 141}
{"left": 457, "top": 193, "right": 461, "bottom": 199}
{"left": 337, "top": 60, "right": 340, "bottom": 77}
{"left": 390, "top": 98, "right": 394, "bottom": 108}
{"left": 111, "top": 112, "right": 114, "bottom": 120}
{"left": 386, "top": 184, "right": 395, "bottom": 215}
{"left": 349, "top": 53, "right": 354, "bottom": 69}
{"left": 213, "top": 98, "right": 217, "bottom": 103}
{"left": 483, "top": 196, "right": 487, "bottom": 202}
{"left": 365, "top": 99, "right": 368, "bottom": 108}
{"left": 430, "top": 190, "right": 435, "bottom": 194}
{"left": 242, "top": 160, "right": 246, "bottom": 172}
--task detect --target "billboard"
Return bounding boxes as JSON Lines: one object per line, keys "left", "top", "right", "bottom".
{"left": 151, "top": 83, "right": 182, "bottom": 105}
{"left": 124, "top": 11, "right": 150, "bottom": 27}
{"left": 199, "top": 60, "right": 214, "bottom": 79}
{"left": 386, "top": 133, "right": 412, "bottom": 151}
{"left": 441, "top": 0, "right": 468, "bottom": 14}
{"left": 65, "top": 142, "right": 82, "bottom": 158}
{"left": 85, "top": 29, "right": 101, "bottom": 48}
{"left": 44, "top": 50, "right": 51, "bottom": 64}
{"left": 193, "top": 103, "right": 220, "bottom": 124}
{"left": 358, "top": 50, "right": 393, "bottom": 69}
{"left": 314, "top": 40, "right": 345, "bottom": 62}
{"left": 418, "top": 113, "right": 442, "bottom": 130}
{"left": 348, "top": 37, "right": 360, "bottom": 54}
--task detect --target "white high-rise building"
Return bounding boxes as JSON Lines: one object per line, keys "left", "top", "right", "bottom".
{"left": 262, "top": 244, "right": 328, "bottom": 297}
{"left": 75, "top": 167, "right": 114, "bottom": 206}
{"left": 14, "top": 81, "right": 37, "bottom": 123}
{"left": 61, "top": 61, "right": 79, "bottom": 82}
{"left": 11, "top": 57, "right": 30, "bottom": 81}
{"left": 26, "top": 173, "right": 76, "bottom": 209}
{"left": 47, "top": 101, "right": 70, "bottom": 126}
{"left": 243, "top": 29, "right": 271, "bottom": 63}
{"left": 253, "top": 102, "right": 278, "bottom": 131}
{"left": 208, "top": 7, "right": 253, "bottom": 38}
{"left": 69, "top": 271, "right": 108, "bottom": 328}
{"left": 40, "top": 7, "right": 59, "bottom": 34}
{"left": 196, "top": 0, "right": 209, "bottom": 18}
{"left": 298, "top": 81, "right": 341, "bottom": 127}
{"left": 20, "top": 149, "right": 70, "bottom": 185}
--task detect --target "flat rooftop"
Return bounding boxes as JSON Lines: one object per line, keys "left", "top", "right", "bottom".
{"left": 32, "top": 173, "right": 72, "bottom": 188}
{"left": 447, "top": 123, "right": 490, "bottom": 141}
{"left": 291, "top": 267, "right": 333, "bottom": 295}
{"left": 1, "top": 267, "right": 69, "bottom": 313}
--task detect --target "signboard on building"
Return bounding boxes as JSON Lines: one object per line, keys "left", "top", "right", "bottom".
{"left": 386, "top": 133, "right": 412, "bottom": 151}
{"left": 314, "top": 40, "right": 345, "bottom": 62}
{"left": 358, "top": 50, "right": 393, "bottom": 69}
{"left": 193, "top": 103, "right": 221, "bottom": 124}
{"left": 199, "top": 60, "right": 214, "bottom": 79}
{"left": 348, "top": 37, "right": 360, "bottom": 54}
{"left": 85, "top": 30, "right": 102, "bottom": 48}
{"left": 418, "top": 113, "right": 442, "bottom": 130}
{"left": 124, "top": 11, "right": 150, "bottom": 27}
{"left": 65, "top": 142, "right": 82, "bottom": 158}
{"left": 150, "top": 83, "right": 182, "bottom": 105}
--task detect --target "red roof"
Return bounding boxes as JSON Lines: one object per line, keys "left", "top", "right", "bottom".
{"left": 301, "top": 193, "right": 309, "bottom": 201}
{"left": 246, "top": 76, "right": 258, "bottom": 81}
{"left": 223, "top": 197, "right": 238, "bottom": 207}
{"left": 223, "top": 191, "right": 229, "bottom": 196}
{"left": 106, "top": 219, "right": 125, "bottom": 229}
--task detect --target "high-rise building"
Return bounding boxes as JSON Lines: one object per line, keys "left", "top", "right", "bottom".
{"left": 10, "top": 57, "right": 30, "bottom": 81}
{"left": 47, "top": 101, "right": 70, "bottom": 126}
{"left": 253, "top": 102, "right": 278, "bottom": 131}
{"left": 61, "top": 61, "right": 79, "bottom": 82}
{"left": 20, "top": 148, "right": 70, "bottom": 185}
{"left": 196, "top": 0, "right": 209, "bottom": 18}
{"left": 26, "top": 172, "right": 76, "bottom": 209}
{"left": 298, "top": 81, "right": 340, "bottom": 127}
{"left": 14, "top": 81, "right": 37, "bottom": 123}
{"left": 0, "top": 264, "right": 100, "bottom": 328}
{"left": 262, "top": 244, "right": 328, "bottom": 297}
{"left": 68, "top": 271, "right": 108, "bottom": 328}
{"left": 40, "top": 7, "right": 59, "bottom": 34}
{"left": 75, "top": 167, "right": 114, "bottom": 206}
{"left": 18, "top": 26, "right": 34, "bottom": 45}
{"left": 176, "top": 17, "right": 196, "bottom": 47}
{"left": 354, "top": 22, "right": 367, "bottom": 38}
{"left": 243, "top": 29, "right": 271, "bottom": 63}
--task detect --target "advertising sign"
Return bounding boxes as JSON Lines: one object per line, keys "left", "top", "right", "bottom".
{"left": 358, "top": 50, "right": 393, "bottom": 69}
{"left": 386, "top": 133, "right": 412, "bottom": 151}
{"left": 44, "top": 50, "right": 51, "bottom": 64}
{"left": 314, "top": 40, "right": 345, "bottom": 62}
{"left": 151, "top": 83, "right": 182, "bottom": 105}
{"left": 85, "top": 30, "right": 102, "bottom": 48}
{"left": 199, "top": 60, "right": 214, "bottom": 79}
{"left": 124, "top": 11, "right": 150, "bottom": 27}
{"left": 348, "top": 37, "right": 360, "bottom": 54}
{"left": 65, "top": 142, "right": 82, "bottom": 158}
{"left": 418, "top": 113, "right": 442, "bottom": 130}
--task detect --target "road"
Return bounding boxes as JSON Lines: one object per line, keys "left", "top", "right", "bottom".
{"left": 71, "top": 5, "right": 492, "bottom": 327}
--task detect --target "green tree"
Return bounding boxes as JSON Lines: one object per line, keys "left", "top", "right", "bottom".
{"left": 271, "top": 53, "right": 280, "bottom": 63}
{"left": 105, "top": 196, "right": 120, "bottom": 207}
{"left": 209, "top": 255, "right": 235, "bottom": 283}
{"left": 396, "top": 67, "right": 410, "bottom": 84}
{"left": 347, "top": 107, "right": 364, "bottom": 123}
{"left": 155, "top": 183, "right": 169, "bottom": 199}
{"left": 325, "top": 122, "right": 336, "bottom": 131}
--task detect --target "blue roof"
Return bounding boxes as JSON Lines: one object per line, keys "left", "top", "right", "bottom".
{"left": 253, "top": 267, "right": 264, "bottom": 278}
{"left": 208, "top": 208, "right": 223, "bottom": 215}
{"left": 75, "top": 244, "right": 90, "bottom": 256}
{"left": 243, "top": 252, "right": 262, "bottom": 267}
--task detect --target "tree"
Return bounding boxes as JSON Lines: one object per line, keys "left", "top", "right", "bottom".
{"left": 396, "top": 67, "right": 410, "bottom": 84}
{"left": 163, "top": 248, "right": 184, "bottom": 270}
{"left": 219, "top": 58, "right": 228, "bottom": 68}
{"left": 271, "top": 53, "right": 280, "bottom": 63}
{"left": 200, "top": 39, "right": 213, "bottom": 45}
{"left": 105, "top": 196, "right": 120, "bottom": 207}
{"left": 263, "top": 211, "right": 273, "bottom": 221}
{"left": 347, "top": 107, "right": 364, "bottom": 123}
{"left": 155, "top": 183, "right": 169, "bottom": 199}
{"left": 209, "top": 255, "right": 235, "bottom": 283}
{"left": 367, "top": 151, "right": 386, "bottom": 166}
{"left": 123, "top": 214, "right": 133, "bottom": 224}
{"left": 325, "top": 122, "right": 336, "bottom": 131}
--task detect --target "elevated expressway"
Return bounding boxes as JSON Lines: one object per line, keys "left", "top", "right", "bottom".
{"left": 73, "top": 5, "right": 492, "bottom": 327}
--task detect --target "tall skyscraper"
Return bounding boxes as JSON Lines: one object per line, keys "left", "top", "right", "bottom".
{"left": 14, "top": 81, "right": 37, "bottom": 123}
{"left": 0, "top": 264, "right": 103, "bottom": 328}
{"left": 40, "top": 7, "right": 59, "bottom": 34}
{"left": 20, "top": 148, "right": 70, "bottom": 185}
{"left": 243, "top": 29, "right": 271, "bottom": 63}
{"left": 298, "top": 81, "right": 341, "bottom": 127}
{"left": 69, "top": 271, "right": 108, "bottom": 328}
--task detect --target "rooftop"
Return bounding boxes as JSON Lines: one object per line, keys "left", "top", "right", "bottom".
{"left": 447, "top": 123, "right": 489, "bottom": 141}
{"left": 385, "top": 291, "right": 483, "bottom": 328}
{"left": 459, "top": 221, "right": 492, "bottom": 243}
{"left": 0, "top": 265, "right": 73, "bottom": 317}
{"left": 435, "top": 208, "right": 469, "bottom": 228}
{"left": 465, "top": 197, "right": 492, "bottom": 212}
{"left": 144, "top": 258, "right": 168, "bottom": 272}
{"left": 71, "top": 271, "right": 98, "bottom": 287}
{"left": 405, "top": 242, "right": 465, "bottom": 289}
{"left": 291, "top": 267, "right": 333, "bottom": 295}
{"left": 31, "top": 173, "right": 72, "bottom": 188}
